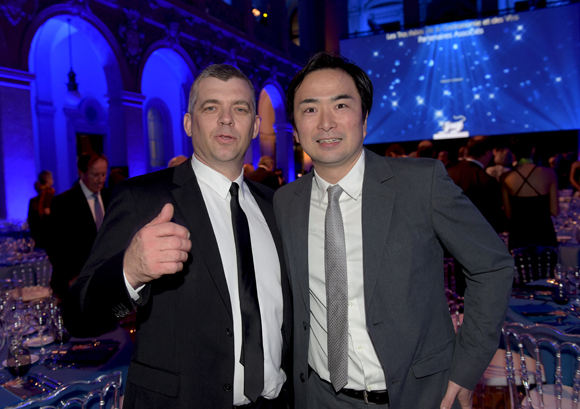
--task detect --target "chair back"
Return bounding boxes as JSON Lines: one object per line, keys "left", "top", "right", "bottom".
{"left": 503, "top": 322, "right": 580, "bottom": 409}
{"left": 4, "top": 371, "right": 122, "bottom": 409}
{"left": 512, "top": 245, "right": 558, "bottom": 285}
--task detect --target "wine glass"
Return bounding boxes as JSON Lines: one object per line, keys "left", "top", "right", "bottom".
{"left": 568, "top": 267, "right": 580, "bottom": 312}
{"left": 6, "top": 336, "right": 31, "bottom": 379}
{"left": 29, "top": 300, "right": 51, "bottom": 357}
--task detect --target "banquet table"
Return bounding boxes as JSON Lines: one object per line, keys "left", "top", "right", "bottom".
{"left": 506, "top": 281, "right": 580, "bottom": 385}
{"left": 0, "top": 326, "right": 133, "bottom": 408}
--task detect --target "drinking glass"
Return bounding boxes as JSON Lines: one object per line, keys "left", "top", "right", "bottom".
{"left": 52, "top": 308, "right": 70, "bottom": 345}
{"left": 6, "top": 336, "right": 31, "bottom": 378}
{"left": 29, "top": 300, "right": 50, "bottom": 356}
{"left": 568, "top": 267, "right": 580, "bottom": 311}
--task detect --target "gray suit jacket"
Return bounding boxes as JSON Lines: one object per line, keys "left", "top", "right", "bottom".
{"left": 273, "top": 149, "right": 514, "bottom": 409}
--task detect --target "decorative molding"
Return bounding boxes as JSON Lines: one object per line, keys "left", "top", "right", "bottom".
{"left": 0, "top": 67, "right": 35, "bottom": 89}
{"left": 164, "top": 21, "right": 180, "bottom": 46}
{"left": 0, "top": 0, "right": 37, "bottom": 26}
{"left": 119, "top": 8, "right": 144, "bottom": 65}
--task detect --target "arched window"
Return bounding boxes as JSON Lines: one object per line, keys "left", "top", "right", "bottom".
{"left": 147, "top": 107, "right": 165, "bottom": 169}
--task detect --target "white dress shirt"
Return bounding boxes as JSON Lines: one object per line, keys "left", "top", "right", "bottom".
{"left": 79, "top": 180, "right": 105, "bottom": 224}
{"left": 308, "top": 150, "right": 387, "bottom": 392}
{"left": 125, "top": 156, "right": 285, "bottom": 405}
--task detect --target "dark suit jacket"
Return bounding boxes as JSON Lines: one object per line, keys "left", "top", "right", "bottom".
{"left": 246, "top": 167, "right": 280, "bottom": 190}
{"left": 63, "top": 160, "right": 292, "bottom": 409}
{"left": 447, "top": 160, "right": 508, "bottom": 233}
{"left": 273, "top": 149, "right": 514, "bottom": 409}
{"left": 47, "top": 184, "right": 110, "bottom": 299}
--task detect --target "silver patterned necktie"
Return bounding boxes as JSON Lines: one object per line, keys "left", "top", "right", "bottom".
{"left": 325, "top": 184, "right": 348, "bottom": 392}
{"left": 93, "top": 192, "right": 104, "bottom": 231}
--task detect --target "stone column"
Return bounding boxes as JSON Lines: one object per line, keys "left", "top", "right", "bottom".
{"left": 298, "top": 0, "right": 325, "bottom": 54}
{"left": 108, "top": 91, "right": 146, "bottom": 178}
{"left": 325, "top": 0, "right": 349, "bottom": 54}
{"left": 273, "top": 122, "right": 296, "bottom": 183}
{"left": 0, "top": 67, "right": 37, "bottom": 221}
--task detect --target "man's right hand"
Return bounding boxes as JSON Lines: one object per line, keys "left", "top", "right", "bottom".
{"left": 124, "top": 203, "right": 192, "bottom": 289}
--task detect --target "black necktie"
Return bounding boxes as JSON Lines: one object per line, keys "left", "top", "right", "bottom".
{"left": 230, "top": 182, "right": 264, "bottom": 402}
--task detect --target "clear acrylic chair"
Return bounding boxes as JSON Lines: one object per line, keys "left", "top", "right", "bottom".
{"left": 512, "top": 245, "right": 558, "bottom": 286}
{"left": 503, "top": 322, "right": 580, "bottom": 409}
{"left": 4, "top": 371, "right": 122, "bottom": 409}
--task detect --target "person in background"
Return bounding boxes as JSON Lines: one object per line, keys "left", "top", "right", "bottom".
{"left": 501, "top": 136, "right": 558, "bottom": 250}
{"left": 385, "top": 143, "right": 406, "bottom": 158}
{"left": 107, "top": 168, "right": 126, "bottom": 191}
{"left": 274, "top": 168, "right": 286, "bottom": 187}
{"left": 457, "top": 146, "right": 468, "bottom": 161}
{"left": 243, "top": 163, "right": 255, "bottom": 176}
{"left": 246, "top": 155, "right": 281, "bottom": 190}
{"left": 486, "top": 147, "right": 514, "bottom": 182}
{"left": 417, "top": 139, "right": 435, "bottom": 158}
{"left": 47, "top": 153, "right": 110, "bottom": 301}
{"left": 569, "top": 159, "right": 580, "bottom": 196}
{"left": 28, "top": 170, "right": 55, "bottom": 248}
{"left": 448, "top": 136, "right": 507, "bottom": 234}
{"left": 275, "top": 52, "right": 513, "bottom": 409}
{"left": 167, "top": 155, "right": 188, "bottom": 168}
{"left": 63, "top": 64, "right": 291, "bottom": 408}
{"left": 437, "top": 150, "right": 450, "bottom": 167}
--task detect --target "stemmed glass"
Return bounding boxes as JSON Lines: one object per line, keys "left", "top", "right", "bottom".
{"left": 5, "top": 308, "right": 31, "bottom": 379}
{"left": 29, "top": 300, "right": 51, "bottom": 357}
{"left": 568, "top": 267, "right": 580, "bottom": 313}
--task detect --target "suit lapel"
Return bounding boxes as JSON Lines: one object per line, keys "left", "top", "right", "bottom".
{"left": 361, "top": 150, "right": 396, "bottom": 312}
{"left": 171, "top": 160, "right": 232, "bottom": 318}
{"left": 245, "top": 181, "right": 292, "bottom": 351}
{"left": 74, "top": 184, "right": 98, "bottom": 235}
{"left": 288, "top": 173, "right": 314, "bottom": 311}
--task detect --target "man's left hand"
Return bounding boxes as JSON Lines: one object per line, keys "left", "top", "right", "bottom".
{"left": 440, "top": 380, "right": 473, "bottom": 409}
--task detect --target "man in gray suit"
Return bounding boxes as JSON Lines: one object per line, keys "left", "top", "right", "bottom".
{"left": 274, "top": 52, "right": 514, "bottom": 409}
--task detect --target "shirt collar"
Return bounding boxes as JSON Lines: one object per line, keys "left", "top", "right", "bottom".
{"left": 312, "top": 150, "right": 365, "bottom": 205}
{"left": 465, "top": 157, "right": 484, "bottom": 169}
{"left": 191, "top": 155, "right": 245, "bottom": 201}
{"left": 79, "top": 179, "right": 98, "bottom": 200}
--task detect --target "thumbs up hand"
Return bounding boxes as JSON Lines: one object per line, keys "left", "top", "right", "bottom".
{"left": 124, "top": 203, "right": 192, "bottom": 289}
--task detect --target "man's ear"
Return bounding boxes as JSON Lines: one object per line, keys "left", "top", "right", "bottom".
{"left": 252, "top": 115, "right": 261, "bottom": 140}
{"left": 183, "top": 113, "right": 192, "bottom": 137}
{"left": 362, "top": 113, "right": 368, "bottom": 139}
{"left": 293, "top": 129, "right": 300, "bottom": 144}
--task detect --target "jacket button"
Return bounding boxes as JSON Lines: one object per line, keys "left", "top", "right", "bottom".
{"left": 303, "top": 321, "right": 308, "bottom": 330}
{"left": 226, "top": 328, "right": 233, "bottom": 337}
{"left": 224, "top": 383, "right": 232, "bottom": 391}
{"left": 300, "top": 373, "right": 305, "bottom": 382}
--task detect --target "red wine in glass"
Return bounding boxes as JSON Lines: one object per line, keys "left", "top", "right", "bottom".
{"left": 6, "top": 355, "right": 31, "bottom": 377}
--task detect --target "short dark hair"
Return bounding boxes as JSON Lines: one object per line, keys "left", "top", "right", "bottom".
{"left": 37, "top": 170, "right": 52, "bottom": 185}
{"left": 77, "top": 153, "right": 108, "bottom": 173}
{"left": 286, "top": 52, "right": 373, "bottom": 127}
{"left": 466, "top": 136, "right": 493, "bottom": 158}
{"left": 510, "top": 135, "right": 534, "bottom": 160}
{"left": 188, "top": 64, "right": 255, "bottom": 114}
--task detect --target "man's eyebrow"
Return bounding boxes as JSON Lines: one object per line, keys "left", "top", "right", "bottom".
{"left": 233, "top": 100, "right": 251, "bottom": 108}
{"left": 331, "top": 94, "right": 354, "bottom": 102}
{"left": 199, "top": 99, "right": 220, "bottom": 108}
{"left": 298, "top": 98, "right": 319, "bottom": 106}
{"left": 297, "top": 94, "right": 354, "bottom": 106}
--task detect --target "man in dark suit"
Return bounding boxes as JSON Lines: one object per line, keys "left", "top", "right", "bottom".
{"left": 447, "top": 136, "right": 508, "bottom": 234}
{"left": 47, "top": 153, "right": 109, "bottom": 300}
{"left": 63, "top": 65, "right": 291, "bottom": 408}
{"left": 274, "top": 52, "right": 514, "bottom": 409}
{"left": 247, "top": 155, "right": 280, "bottom": 190}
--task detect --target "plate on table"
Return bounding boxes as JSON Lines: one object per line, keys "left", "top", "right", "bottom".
{"left": 24, "top": 334, "right": 55, "bottom": 348}
{"left": 2, "top": 354, "right": 39, "bottom": 367}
